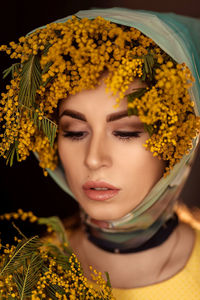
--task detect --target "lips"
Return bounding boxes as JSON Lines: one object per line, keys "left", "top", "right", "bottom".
{"left": 82, "top": 181, "right": 120, "bottom": 201}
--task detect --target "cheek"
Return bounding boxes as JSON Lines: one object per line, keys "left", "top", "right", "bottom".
{"left": 118, "top": 147, "right": 165, "bottom": 211}
{"left": 117, "top": 142, "right": 165, "bottom": 185}
{"left": 58, "top": 137, "right": 84, "bottom": 186}
{"left": 134, "top": 152, "right": 165, "bottom": 186}
{"left": 58, "top": 137, "right": 74, "bottom": 174}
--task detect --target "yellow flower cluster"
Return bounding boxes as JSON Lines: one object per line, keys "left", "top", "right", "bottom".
{"left": 0, "top": 211, "right": 115, "bottom": 300}
{"left": 0, "top": 242, "right": 19, "bottom": 299}
{"left": 31, "top": 253, "right": 112, "bottom": 299}
{"left": 0, "top": 79, "right": 21, "bottom": 156}
{"left": 128, "top": 61, "right": 200, "bottom": 174}
{"left": 89, "top": 265, "right": 112, "bottom": 297}
{"left": 33, "top": 135, "right": 58, "bottom": 175}
{"left": 0, "top": 208, "right": 38, "bottom": 223}
{"left": 105, "top": 56, "right": 143, "bottom": 102}
{"left": 0, "top": 251, "right": 114, "bottom": 299}
{"left": 0, "top": 16, "right": 199, "bottom": 175}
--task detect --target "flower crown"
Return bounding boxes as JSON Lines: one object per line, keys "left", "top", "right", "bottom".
{"left": 0, "top": 16, "right": 199, "bottom": 176}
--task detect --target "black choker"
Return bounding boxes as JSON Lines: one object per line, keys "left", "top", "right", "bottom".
{"left": 85, "top": 214, "right": 179, "bottom": 254}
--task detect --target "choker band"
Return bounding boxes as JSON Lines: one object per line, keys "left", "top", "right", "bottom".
{"left": 85, "top": 214, "right": 179, "bottom": 254}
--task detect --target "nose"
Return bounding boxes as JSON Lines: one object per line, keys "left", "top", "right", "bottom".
{"left": 84, "top": 132, "right": 112, "bottom": 170}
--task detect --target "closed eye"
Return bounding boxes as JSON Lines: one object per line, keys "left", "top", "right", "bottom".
{"left": 62, "top": 130, "right": 142, "bottom": 141}
{"left": 113, "top": 131, "right": 142, "bottom": 140}
{"left": 62, "top": 131, "right": 87, "bottom": 140}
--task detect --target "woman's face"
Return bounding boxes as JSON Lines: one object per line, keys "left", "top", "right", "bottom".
{"left": 58, "top": 79, "right": 166, "bottom": 221}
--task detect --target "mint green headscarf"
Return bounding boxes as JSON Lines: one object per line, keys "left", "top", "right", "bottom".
{"left": 43, "top": 8, "right": 200, "bottom": 233}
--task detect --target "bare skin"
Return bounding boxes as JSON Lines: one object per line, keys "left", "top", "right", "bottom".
{"left": 58, "top": 77, "right": 196, "bottom": 289}
{"left": 69, "top": 222, "right": 195, "bottom": 289}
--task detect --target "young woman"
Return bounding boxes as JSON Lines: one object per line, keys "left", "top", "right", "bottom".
{"left": 0, "top": 8, "right": 200, "bottom": 299}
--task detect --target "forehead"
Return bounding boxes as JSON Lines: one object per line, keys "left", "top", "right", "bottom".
{"left": 59, "top": 78, "right": 145, "bottom": 115}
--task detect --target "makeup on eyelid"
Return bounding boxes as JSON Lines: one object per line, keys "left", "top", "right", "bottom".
{"left": 59, "top": 120, "right": 145, "bottom": 142}
{"left": 60, "top": 124, "right": 144, "bottom": 135}
{"left": 59, "top": 115, "right": 145, "bottom": 132}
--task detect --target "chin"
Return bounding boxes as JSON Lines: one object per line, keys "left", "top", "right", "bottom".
{"left": 81, "top": 202, "right": 128, "bottom": 221}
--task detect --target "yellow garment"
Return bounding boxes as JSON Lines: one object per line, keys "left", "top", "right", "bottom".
{"left": 112, "top": 229, "right": 200, "bottom": 300}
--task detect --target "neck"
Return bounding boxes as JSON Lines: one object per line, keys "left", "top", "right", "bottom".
{"left": 69, "top": 222, "right": 194, "bottom": 289}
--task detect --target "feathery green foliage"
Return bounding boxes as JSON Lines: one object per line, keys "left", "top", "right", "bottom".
{"left": 142, "top": 53, "right": 155, "bottom": 81}
{"left": 5, "top": 141, "right": 19, "bottom": 167}
{"left": 41, "top": 116, "right": 57, "bottom": 147}
{"left": 127, "top": 87, "right": 147, "bottom": 104}
{"left": 0, "top": 236, "right": 41, "bottom": 276}
{"left": 38, "top": 216, "right": 69, "bottom": 245}
{"left": 143, "top": 123, "right": 154, "bottom": 137}
{"left": 21, "top": 104, "right": 57, "bottom": 147}
{"left": 3, "top": 63, "right": 21, "bottom": 79}
{"left": 105, "top": 272, "right": 111, "bottom": 288}
{"left": 127, "top": 88, "right": 154, "bottom": 137}
{"left": 41, "top": 61, "right": 54, "bottom": 87}
{"left": 127, "top": 87, "right": 146, "bottom": 116}
{"left": 18, "top": 55, "right": 41, "bottom": 107}
{"left": 44, "top": 242, "right": 71, "bottom": 270}
{"left": 131, "top": 52, "right": 155, "bottom": 81}
{"left": 13, "top": 254, "right": 43, "bottom": 299}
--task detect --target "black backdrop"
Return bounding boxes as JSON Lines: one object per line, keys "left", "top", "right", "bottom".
{"left": 0, "top": 0, "right": 200, "bottom": 218}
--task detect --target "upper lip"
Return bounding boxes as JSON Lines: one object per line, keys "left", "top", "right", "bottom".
{"left": 82, "top": 181, "right": 120, "bottom": 190}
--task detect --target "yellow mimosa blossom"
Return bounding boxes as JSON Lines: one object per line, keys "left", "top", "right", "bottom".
{"left": 0, "top": 16, "right": 199, "bottom": 175}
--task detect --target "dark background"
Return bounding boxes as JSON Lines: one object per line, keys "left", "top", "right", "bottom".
{"left": 0, "top": 0, "right": 200, "bottom": 218}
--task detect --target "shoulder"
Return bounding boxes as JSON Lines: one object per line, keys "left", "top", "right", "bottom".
{"left": 188, "top": 227, "right": 200, "bottom": 265}
{"left": 112, "top": 225, "right": 200, "bottom": 300}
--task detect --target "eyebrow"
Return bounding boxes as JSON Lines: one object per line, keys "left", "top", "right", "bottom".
{"left": 107, "top": 110, "right": 129, "bottom": 122}
{"left": 59, "top": 109, "right": 86, "bottom": 121}
{"left": 59, "top": 109, "right": 137, "bottom": 123}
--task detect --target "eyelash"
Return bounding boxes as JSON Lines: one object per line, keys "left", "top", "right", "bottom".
{"left": 113, "top": 131, "right": 141, "bottom": 140}
{"left": 62, "top": 131, "right": 141, "bottom": 141}
{"left": 62, "top": 131, "right": 88, "bottom": 140}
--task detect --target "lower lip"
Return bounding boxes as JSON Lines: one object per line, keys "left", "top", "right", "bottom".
{"left": 83, "top": 189, "right": 119, "bottom": 201}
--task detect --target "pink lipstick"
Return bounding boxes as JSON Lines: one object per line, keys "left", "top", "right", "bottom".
{"left": 82, "top": 181, "right": 120, "bottom": 201}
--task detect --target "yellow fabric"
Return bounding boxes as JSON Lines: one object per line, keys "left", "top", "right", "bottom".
{"left": 112, "top": 229, "right": 200, "bottom": 300}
